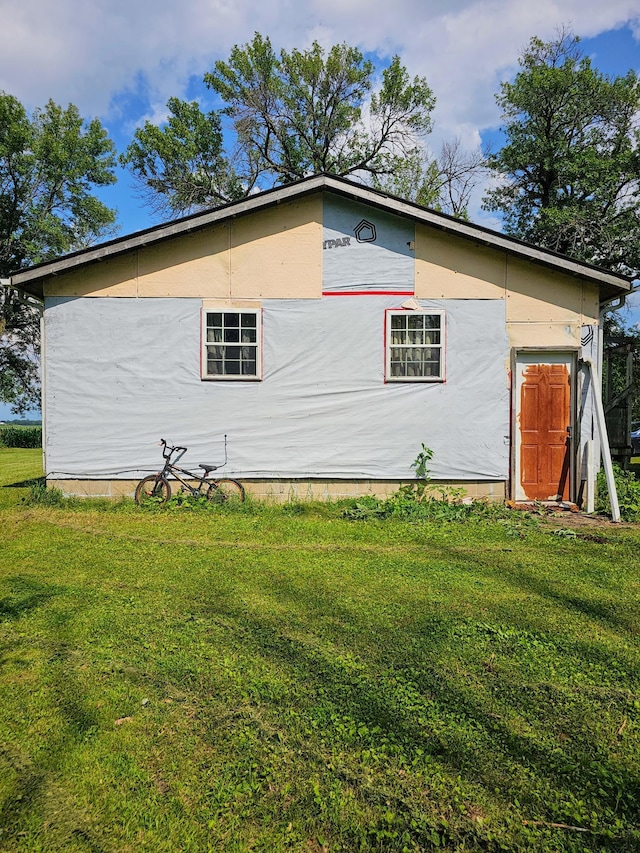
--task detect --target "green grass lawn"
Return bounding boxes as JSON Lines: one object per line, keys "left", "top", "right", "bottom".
{"left": 1, "top": 450, "right": 639, "bottom": 851}
{"left": 0, "top": 447, "right": 43, "bottom": 506}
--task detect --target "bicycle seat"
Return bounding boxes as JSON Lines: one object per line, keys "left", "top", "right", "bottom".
{"left": 199, "top": 463, "right": 219, "bottom": 473}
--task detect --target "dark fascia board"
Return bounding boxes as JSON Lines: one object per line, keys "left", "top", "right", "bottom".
{"left": 10, "top": 173, "right": 632, "bottom": 301}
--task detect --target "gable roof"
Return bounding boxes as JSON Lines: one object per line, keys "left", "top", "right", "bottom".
{"left": 9, "top": 173, "right": 632, "bottom": 302}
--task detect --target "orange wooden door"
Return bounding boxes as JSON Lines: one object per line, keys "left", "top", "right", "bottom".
{"left": 519, "top": 362, "right": 571, "bottom": 501}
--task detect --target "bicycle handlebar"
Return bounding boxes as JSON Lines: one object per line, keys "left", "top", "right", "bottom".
{"left": 158, "top": 435, "right": 227, "bottom": 467}
{"left": 159, "top": 439, "right": 187, "bottom": 459}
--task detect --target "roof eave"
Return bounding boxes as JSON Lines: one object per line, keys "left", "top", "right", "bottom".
{"left": 10, "top": 176, "right": 329, "bottom": 291}
{"left": 320, "top": 178, "right": 632, "bottom": 297}
{"left": 8, "top": 174, "right": 632, "bottom": 300}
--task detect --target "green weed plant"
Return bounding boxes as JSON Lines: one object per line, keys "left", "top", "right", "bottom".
{"left": 343, "top": 444, "right": 498, "bottom": 523}
{"left": 596, "top": 463, "right": 640, "bottom": 521}
{"left": 26, "top": 480, "right": 64, "bottom": 506}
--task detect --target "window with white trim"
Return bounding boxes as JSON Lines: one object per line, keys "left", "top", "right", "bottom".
{"left": 386, "top": 310, "right": 445, "bottom": 381}
{"left": 202, "top": 310, "right": 261, "bottom": 379}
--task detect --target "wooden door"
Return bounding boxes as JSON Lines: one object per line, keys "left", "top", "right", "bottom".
{"left": 515, "top": 353, "right": 573, "bottom": 501}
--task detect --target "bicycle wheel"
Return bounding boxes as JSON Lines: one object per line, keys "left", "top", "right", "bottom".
{"left": 135, "top": 475, "right": 171, "bottom": 506}
{"left": 207, "top": 478, "right": 245, "bottom": 503}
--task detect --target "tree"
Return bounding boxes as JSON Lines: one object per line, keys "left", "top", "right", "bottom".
{"left": 372, "top": 139, "right": 486, "bottom": 218}
{"left": 122, "top": 97, "right": 245, "bottom": 218}
{"left": 483, "top": 31, "right": 640, "bottom": 279}
{"left": 207, "top": 35, "right": 435, "bottom": 183}
{"left": 0, "top": 93, "right": 117, "bottom": 412}
{"left": 122, "top": 34, "right": 436, "bottom": 213}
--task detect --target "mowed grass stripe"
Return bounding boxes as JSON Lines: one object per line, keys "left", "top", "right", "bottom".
{"left": 1, "top": 448, "right": 640, "bottom": 851}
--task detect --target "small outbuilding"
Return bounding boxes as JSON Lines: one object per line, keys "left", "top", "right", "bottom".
{"left": 6, "top": 174, "right": 632, "bottom": 503}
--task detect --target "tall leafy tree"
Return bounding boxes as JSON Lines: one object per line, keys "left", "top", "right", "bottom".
{"left": 122, "top": 34, "right": 436, "bottom": 213}
{"left": 122, "top": 97, "right": 245, "bottom": 218}
{"left": 483, "top": 31, "right": 640, "bottom": 278}
{"left": 207, "top": 35, "right": 435, "bottom": 183}
{"left": 0, "top": 94, "right": 117, "bottom": 412}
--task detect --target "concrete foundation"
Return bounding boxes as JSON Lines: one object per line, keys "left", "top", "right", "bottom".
{"left": 48, "top": 478, "right": 507, "bottom": 503}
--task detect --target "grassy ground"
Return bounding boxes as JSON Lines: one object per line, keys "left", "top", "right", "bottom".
{"left": 0, "top": 448, "right": 43, "bottom": 506}
{"left": 1, "top": 451, "right": 639, "bottom": 852}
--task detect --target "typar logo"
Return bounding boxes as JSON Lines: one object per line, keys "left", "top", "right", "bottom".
{"left": 353, "top": 219, "right": 377, "bottom": 243}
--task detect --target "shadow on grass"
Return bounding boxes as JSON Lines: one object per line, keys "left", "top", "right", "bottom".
{"left": 1, "top": 518, "right": 639, "bottom": 850}
{"left": 186, "top": 552, "right": 640, "bottom": 849}
{"left": 0, "top": 591, "right": 102, "bottom": 850}
{"left": 446, "top": 536, "right": 639, "bottom": 638}
{"left": 0, "top": 575, "right": 61, "bottom": 620}
{"left": 4, "top": 475, "right": 45, "bottom": 489}
{"left": 0, "top": 746, "right": 46, "bottom": 838}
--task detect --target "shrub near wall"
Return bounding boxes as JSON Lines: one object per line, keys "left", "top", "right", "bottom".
{"left": 597, "top": 463, "right": 640, "bottom": 521}
{"left": 0, "top": 426, "right": 42, "bottom": 448}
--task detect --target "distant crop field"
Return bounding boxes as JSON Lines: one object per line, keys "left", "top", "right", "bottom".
{"left": 1, "top": 449, "right": 639, "bottom": 852}
{"left": 0, "top": 425, "right": 42, "bottom": 449}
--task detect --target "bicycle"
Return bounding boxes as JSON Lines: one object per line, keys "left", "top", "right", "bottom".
{"left": 134, "top": 438, "right": 245, "bottom": 506}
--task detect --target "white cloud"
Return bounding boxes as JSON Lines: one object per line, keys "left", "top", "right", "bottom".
{"left": 1, "top": 0, "right": 637, "bottom": 125}
{"left": 1, "top": 0, "right": 638, "bottom": 232}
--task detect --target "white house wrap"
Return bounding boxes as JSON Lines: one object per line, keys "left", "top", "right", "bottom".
{"left": 43, "top": 296, "right": 510, "bottom": 481}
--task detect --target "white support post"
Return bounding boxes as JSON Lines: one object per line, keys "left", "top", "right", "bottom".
{"left": 585, "top": 439, "right": 595, "bottom": 514}
{"left": 583, "top": 359, "right": 620, "bottom": 522}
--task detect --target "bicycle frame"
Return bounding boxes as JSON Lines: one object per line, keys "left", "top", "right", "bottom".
{"left": 157, "top": 438, "right": 226, "bottom": 496}
{"left": 161, "top": 463, "right": 209, "bottom": 496}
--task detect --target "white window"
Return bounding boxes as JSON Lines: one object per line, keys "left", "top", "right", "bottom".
{"left": 386, "top": 310, "right": 445, "bottom": 381}
{"left": 202, "top": 309, "right": 262, "bottom": 379}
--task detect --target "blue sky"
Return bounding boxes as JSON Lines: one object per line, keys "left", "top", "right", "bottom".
{"left": 1, "top": 0, "right": 639, "bottom": 420}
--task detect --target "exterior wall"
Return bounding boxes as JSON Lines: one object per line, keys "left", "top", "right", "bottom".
{"left": 415, "top": 222, "right": 603, "bottom": 505}
{"left": 415, "top": 223, "right": 600, "bottom": 349}
{"left": 323, "top": 196, "right": 414, "bottom": 294}
{"left": 136, "top": 229, "right": 230, "bottom": 298}
{"left": 44, "top": 252, "right": 139, "bottom": 297}
{"left": 505, "top": 257, "right": 596, "bottom": 349}
{"left": 43, "top": 195, "right": 322, "bottom": 300}
{"left": 415, "top": 228, "right": 506, "bottom": 300}
{"left": 39, "top": 191, "right": 608, "bottom": 501}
